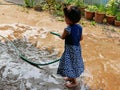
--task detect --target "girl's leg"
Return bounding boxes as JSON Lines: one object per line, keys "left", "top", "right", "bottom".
{"left": 64, "top": 77, "right": 73, "bottom": 82}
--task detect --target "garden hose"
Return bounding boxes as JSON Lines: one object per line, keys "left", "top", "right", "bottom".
{"left": 50, "top": 32, "right": 61, "bottom": 37}
{"left": 0, "top": 32, "right": 61, "bottom": 67}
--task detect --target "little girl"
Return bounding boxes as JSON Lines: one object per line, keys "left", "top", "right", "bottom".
{"left": 57, "top": 5, "right": 84, "bottom": 88}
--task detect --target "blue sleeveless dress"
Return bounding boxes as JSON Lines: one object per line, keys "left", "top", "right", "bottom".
{"left": 57, "top": 24, "right": 84, "bottom": 78}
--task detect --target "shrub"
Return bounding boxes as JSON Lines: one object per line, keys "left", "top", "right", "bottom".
{"left": 24, "top": 0, "right": 35, "bottom": 8}
{"left": 85, "top": 5, "right": 98, "bottom": 12}
{"left": 116, "top": 12, "right": 120, "bottom": 21}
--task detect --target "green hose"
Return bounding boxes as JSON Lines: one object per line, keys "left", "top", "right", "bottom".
{"left": 19, "top": 54, "right": 60, "bottom": 66}
{"left": 50, "top": 32, "right": 61, "bottom": 37}
{"left": 0, "top": 34, "right": 60, "bottom": 67}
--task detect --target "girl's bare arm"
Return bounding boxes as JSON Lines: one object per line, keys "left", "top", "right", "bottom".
{"left": 80, "top": 35, "right": 83, "bottom": 41}
{"left": 60, "top": 29, "right": 69, "bottom": 39}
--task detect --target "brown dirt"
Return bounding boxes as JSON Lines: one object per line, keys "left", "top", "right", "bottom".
{"left": 0, "top": 1, "right": 120, "bottom": 90}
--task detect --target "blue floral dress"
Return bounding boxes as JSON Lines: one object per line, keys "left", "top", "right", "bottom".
{"left": 57, "top": 24, "right": 84, "bottom": 78}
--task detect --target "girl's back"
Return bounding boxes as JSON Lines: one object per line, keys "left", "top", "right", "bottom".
{"left": 65, "top": 24, "right": 82, "bottom": 46}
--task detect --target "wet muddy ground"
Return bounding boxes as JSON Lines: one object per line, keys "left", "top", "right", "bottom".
{"left": 0, "top": 38, "right": 64, "bottom": 90}
{"left": 0, "top": 24, "right": 90, "bottom": 90}
{"left": 0, "top": 40, "right": 61, "bottom": 90}
{"left": 0, "top": 0, "right": 120, "bottom": 90}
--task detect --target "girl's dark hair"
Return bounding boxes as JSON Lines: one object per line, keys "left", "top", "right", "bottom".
{"left": 63, "top": 5, "right": 81, "bottom": 23}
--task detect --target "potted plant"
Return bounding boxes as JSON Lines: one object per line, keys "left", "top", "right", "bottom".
{"left": 114, "top": 12, "right": 120, "bottom": 26}
{"left": 33, "top": 2, "right": 43, "bottom": 11}
{"left": 95, "top": 5, "right": 106, "bottom": 23}
{"left": 74, "top": 0, "right": 87, "bottom": 16}
{"left": 106, "top": 11, "right": 116, "bottom": 25}
{"left": 84, "top": 5, "right": 98, "bottom": 20}
{"left": 105, "top": 0, "right": 118, "bottom": 25}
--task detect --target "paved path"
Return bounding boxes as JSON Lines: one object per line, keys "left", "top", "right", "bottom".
{"left": 5, "top": 0, "right": 24, "bottom": 5}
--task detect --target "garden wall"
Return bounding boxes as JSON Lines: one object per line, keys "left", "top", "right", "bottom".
{"left": 5, "top": 0, "right": 43, "bottom": 5}
{"left": 84, "top": 0, "right": 108, "bottom": 5}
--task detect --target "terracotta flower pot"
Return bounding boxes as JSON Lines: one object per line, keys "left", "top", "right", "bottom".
{"left": 85, "top": 10, "right": 95, "bottom": 20}
{"left": 114, "top": 20, "right": 120, "bottom": 26}
{"left": 106, "top": 15, "right": 116, "bottom": 25}
{"left": 95, "top": 12, "right": 105, "bottom": 23}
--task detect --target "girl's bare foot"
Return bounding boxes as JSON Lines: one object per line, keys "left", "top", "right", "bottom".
{"left": 64, "top": 78, "right": 79, "bottom": 88}
{"left": 64, "top": 82, "right": 78, "bottom": 88}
